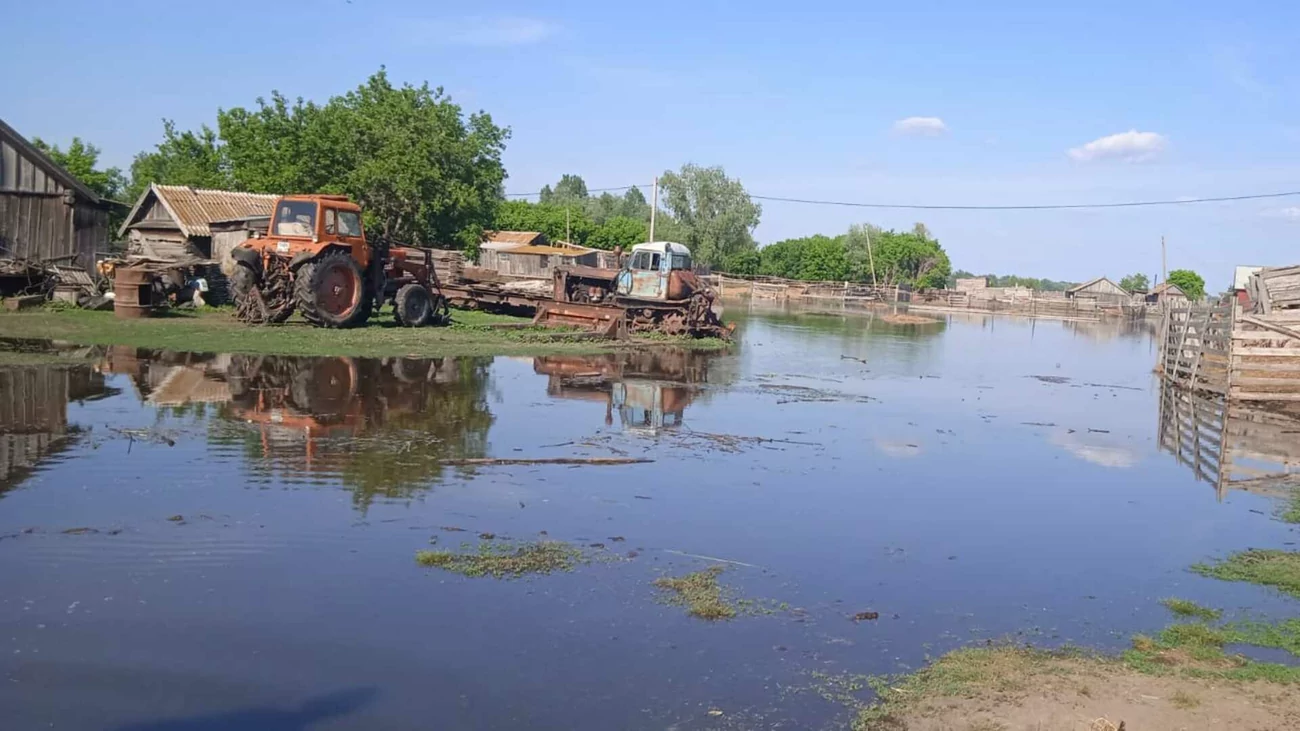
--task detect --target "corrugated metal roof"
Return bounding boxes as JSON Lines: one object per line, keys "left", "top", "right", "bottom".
{"left": 120, "top": 185, "right": 278, "bottom": 238}
{"left": 484, "top": 231, "right": 545, "bottom": 246}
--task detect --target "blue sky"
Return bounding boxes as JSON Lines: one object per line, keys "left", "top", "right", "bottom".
{"left": 6, "top": 0, "right": 1300, "bottom": 289}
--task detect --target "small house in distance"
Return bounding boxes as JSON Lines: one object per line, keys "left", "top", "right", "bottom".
{"left": 0, "top": 118, "right": 124, "bottom": 270}
{"left": 476, "top": 231, "right": 602, "bottom": 279}
{"left": 954, "top": 277, "right": 988, "bottom": 292}
{"left": 118, "top": 184, "right": 277, "bottom": 263}
{"left": 1065, "top": 277, "right": 1130, "bottom": 306}
{"left": 1147, "top": 281, "right": 1188, "bottom": 306}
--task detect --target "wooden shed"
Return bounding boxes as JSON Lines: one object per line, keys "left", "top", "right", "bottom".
{"left": 1147, "top": 281, "right": 1188, "bottom": 306}
{"left": 118, "top": 184, "right": 277, "bottom": 263}
{"left": 1066, "top": 277, "right": 1130, "bottom": 306}
{"left": 477, "top": 231, "right": 600, "bottom": 279}
{"left": 0, "top": 118, "right": 123, "bottom": 269}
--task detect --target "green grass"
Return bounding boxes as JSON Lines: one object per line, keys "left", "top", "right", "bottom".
{"left": 1124, "top": 621, "right": 1300, "bottom": 683}
{"left": 653, "top": 566, "right": 737, "bottom": 620}
{"left": 1191, "top": 549, "right": 1300, "bottom": 599}
{"left": 1160, "top": 598, "right": 1223, "bottom": 621}
{"left": 414, "top": 540, "right": 584, "bottom": 578}
{"left": 0, "top": 307, "right": 729, "bottom": 358}
{"left": 1280, "top": 490, "right": 1300, "bottom": 524}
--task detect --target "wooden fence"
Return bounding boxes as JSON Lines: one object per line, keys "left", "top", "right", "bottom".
{"left": 1158, "top": 303, "right": 1234, "bottom": 395}
{"left": 1230, "top": 311, "right": 1300, "bottom": 401}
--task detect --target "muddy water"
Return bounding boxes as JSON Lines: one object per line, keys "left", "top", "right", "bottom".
{"left": 2, "top": 308, "right": 1298, "bottom": 730}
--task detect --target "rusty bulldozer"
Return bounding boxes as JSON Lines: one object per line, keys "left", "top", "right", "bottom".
{"left": 230, "top": 195, "right": 450, "bottom": 328}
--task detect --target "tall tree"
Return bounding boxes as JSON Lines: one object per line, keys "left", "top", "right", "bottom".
{"left": 1119, "top": 273, "right": 1150, "bottom": 292}
{"left": 657, "top": 164, "right": 761, "bottom": 267}
{"left": 127, "top": 69, "right": 509, "bottom": 249}
{"left": 128, "top": 120, "right": 230, "bottom": 201}
{"left": 32, "top": 137, "right": 127, "bottom": 201}
{"left": 1167, "top": 269, "right": 1206, "bottom": 300}
{"left": 538, "top": 174, "right": 589, "bottom": 205}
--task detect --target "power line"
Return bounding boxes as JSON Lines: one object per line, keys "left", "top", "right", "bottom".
{"left": 748, "top": 190, "right": 1300, "bottom": 210}
{"left": 504, "top": 185, "right": 638, "bottom": 198}
{"left": 503, "top": 184, "right": 1300, "bottom": 209}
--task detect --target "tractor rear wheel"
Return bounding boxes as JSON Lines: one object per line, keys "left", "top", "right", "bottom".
{"left": 296, "top": 250, "right": 368, "bottom": 328}
{"left": 229, "top": 263, "right": 257, "bottom": 302}
{"left": 394, "top": 283, "right": 433, "bottom": 327}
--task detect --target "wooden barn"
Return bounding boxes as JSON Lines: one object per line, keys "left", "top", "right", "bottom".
{"left": 0, "top": 118, "right": 123, "bottom": 269}
{"left": 118, "top": 184, "right": 277, "bottom": 263}
{"left": 1066, "top": 277, "right": 1130, "bottom": 306}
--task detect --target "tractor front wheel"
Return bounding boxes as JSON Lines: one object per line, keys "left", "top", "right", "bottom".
{"left": 394, "top": 283, "right": 433, "bottom": 327}
{"left": 296, "top": 250, "right": 368, "bottom": 328}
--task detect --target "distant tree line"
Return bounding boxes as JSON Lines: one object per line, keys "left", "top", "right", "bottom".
{"left": 949, "top": 271, "right": 1076, "bottom": 291}
{"left": 725, "top": 223, "right": 952, "bottom": 289}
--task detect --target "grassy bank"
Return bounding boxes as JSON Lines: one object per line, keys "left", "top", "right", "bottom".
{"left": 0, "top": 307, "right": 729, "bottom": 358}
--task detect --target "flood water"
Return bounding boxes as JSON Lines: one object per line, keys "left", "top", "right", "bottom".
{"left": 2, "top": 306, "right": 1299, "bottom": 730}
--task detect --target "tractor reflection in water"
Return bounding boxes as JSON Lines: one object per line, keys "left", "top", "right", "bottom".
{"left": 533, "top": 349, "right": 711, "bottom": 435}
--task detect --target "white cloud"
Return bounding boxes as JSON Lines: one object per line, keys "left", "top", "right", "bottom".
{"left": 1273, "top": 206, "right": 1300, "bottom": 220}
{"left": 892, "top": 117, "right": 948, "bottom": 137}
{"left": 1067, "top": 130, "right": 1168, "bottom": 163}
{"left": 438, "top": 17, "right": 558, "bottom": 47}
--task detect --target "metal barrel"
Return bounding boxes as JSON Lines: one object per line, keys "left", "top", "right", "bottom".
{"left": 113, "top": 266, "right": 157, "bottom": 319}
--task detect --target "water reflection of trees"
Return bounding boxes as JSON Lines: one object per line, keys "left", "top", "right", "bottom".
{"left": 0, "top": 364, "right": 113, "bottom": 495}
{"left": 1158, "top": 381, "right": 1300, "bottom": 499}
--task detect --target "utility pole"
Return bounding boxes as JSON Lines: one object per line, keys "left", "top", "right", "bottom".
{"left": 864, "top": 226, "right": 878, "bottom": 288}
{"left": 1161, "top": 235, "right": 1167, "bottom": 288}
{"left": 649, "top": 177, "right": 658, "bottom": 242}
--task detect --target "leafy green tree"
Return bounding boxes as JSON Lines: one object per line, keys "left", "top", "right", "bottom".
{"left": 842, "top": 224, "right": 880, "bottom": 282}
{"left": 1119, "top": 273, "right": 1149, "bottom": 292}
{"left": 758, "top": 237, "right": 809, "bottom": 278}
{"left": 128, "top": 120, "right": 230, "bottom": 201}
{"left": 539, "top": 174, "right": 588, "bottom": 206}
{"left": 798, "top": 234, "right": 850, "bottom": 281}
{"left": 722, "top": 249, "right": 761, "bottom": 276}
{"left": 621, "top": 186, "right": 647, "bottom": 217}
{"left": 588, "top": 216, "right": 647, "bottom": 251}
{"left": 658, "top": 164, "right": 761, "bottom": 267}
{"left": 32, "top": 137, "right": 127, "bottom": 201}
{"left": 129, "top": 69, "right": 509, "bottom": 249}
{"left": 871, "top": 229, "right": 951, "bottom": 288}
{"left": 332, "top": 70, "right": 508, "bottom": 247}
{"left": 1167, "top": 269, "right": 1206, "bottom": 300}
{"left": 492, "top": 200, "right": 595, "bottom": 244}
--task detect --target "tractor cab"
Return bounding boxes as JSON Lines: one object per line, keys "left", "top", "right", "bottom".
{"left": 615, "top": 242, "right": 695, "bottom": 302}
{"left": 258, "top": 195, "right": 373, "bottom": 271}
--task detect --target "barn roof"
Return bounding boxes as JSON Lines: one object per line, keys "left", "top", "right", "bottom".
{"left": 118, "top": 184, "right": 278, "bottom": 238}
{"left": 1066, "top": 276, "right": 1124, "bottom": 294}
{"left": 0, "top": 117, "right": 124, "bottom": 208}
{"left": 483, "top": 231, "right": 546, "bottom": 247}
{"left": 1151, "top": 281, "right": 1187, "bottom": 297}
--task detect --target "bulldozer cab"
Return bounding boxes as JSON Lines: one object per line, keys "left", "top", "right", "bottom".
{"left": 264, "top": 196, "right": 372, "bottom": 270}
{"left": 615, "top": 242, "right": 693, "bottom": 302}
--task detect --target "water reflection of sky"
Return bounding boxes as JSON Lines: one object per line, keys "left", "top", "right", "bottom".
{"left": 1, "top": 309, "right": 1298, "bottom": 730}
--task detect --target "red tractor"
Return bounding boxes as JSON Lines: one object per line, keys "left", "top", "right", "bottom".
{"left": 230, "top": 195, "right": 449, "bottom": 328}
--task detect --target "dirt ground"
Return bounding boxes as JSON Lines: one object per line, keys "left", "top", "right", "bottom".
{"left": 862, "top": 649, "right": 1300, "bottom": 731}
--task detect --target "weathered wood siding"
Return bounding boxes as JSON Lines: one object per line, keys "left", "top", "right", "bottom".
{"left": 0, "top": 135, "right": 109, "bottom": 266}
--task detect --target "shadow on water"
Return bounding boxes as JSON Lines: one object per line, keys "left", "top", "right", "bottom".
{"left": 111, "top": 687, "right": 378, "bottom": 731}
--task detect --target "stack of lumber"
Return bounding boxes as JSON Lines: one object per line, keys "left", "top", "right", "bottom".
{"left": 429, "top": 250, "right": 464, "bottom": 285}
{"left": 1247, "top": 266, "right": 1300, "bottom": 313}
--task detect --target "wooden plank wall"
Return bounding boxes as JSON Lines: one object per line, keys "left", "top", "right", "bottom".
{"left": 0, "top": 366, "right": 69, "bottom": 433}
{"left": 1230, "top": 310, "right": 1300, "bottom": 401}
{"left": 0, "top": 137, "right": 107, "bottom": 266}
